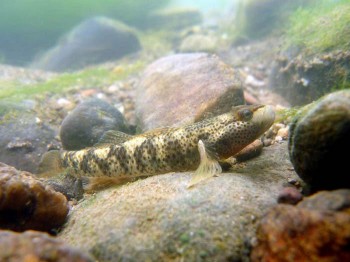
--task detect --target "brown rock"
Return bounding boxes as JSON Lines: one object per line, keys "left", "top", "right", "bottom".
{"left": 251, "top": 191, "right": 350, "bottom": 262}
{"left": 0, "top": 230, "right": 93, "bottom": 262}
{"left": 0, "top": 162, "right": 69, "bottom": 232}
{"left": 277, "top": 186, "right": 303, "bottom": 205}
{"left": 136, "top": 53, "right": 244, "bottom": 131}
{"left": 298, "top": 189, "right": 350, "bottom": 213}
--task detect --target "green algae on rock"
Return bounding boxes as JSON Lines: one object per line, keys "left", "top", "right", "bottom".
{"left": 136, "top": 53, "right": 244, "bottom": 131}
{"left": 0, "top": 230, "right": 94, "bottom": 261}
{"left": 269, "top": 51, "right": 350, "bottom": 106}
{"left": 59, "top": 142, "right": 299, "bottom": 261}
{"left": 0, "top": 162, "right": 69, "bottom": 232}
{"left": 288, "top": 90, "right": 350, "bottom": 193}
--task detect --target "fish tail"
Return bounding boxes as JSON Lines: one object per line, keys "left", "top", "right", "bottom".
{"left": 37, "top": 150, "right": 64, "bottom": 178}
{"left": 188, "top": 140, "right": 222, "bottom": 188}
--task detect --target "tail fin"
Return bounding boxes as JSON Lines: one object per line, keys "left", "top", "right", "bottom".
{"left": 188, "top": 140, "right": 222, "bottom": 188}
{"left": 37, "top": 150, "right": 64, "bottom": 178}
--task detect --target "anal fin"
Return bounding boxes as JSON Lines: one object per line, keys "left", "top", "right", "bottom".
{"left": 188, "top": 140, "right": 222, "bottom": 188}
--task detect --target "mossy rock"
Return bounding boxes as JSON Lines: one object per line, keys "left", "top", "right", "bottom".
{"left": 235, "top": 0, "right": 308, "bottom": 40}
{"left": 269, "top": 51, "right": 350, "bottom": 106}
{"left": 288, "top": 90, "right": 350, "bottom": 193}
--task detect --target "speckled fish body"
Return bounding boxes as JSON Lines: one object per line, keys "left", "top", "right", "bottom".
{"left": 39, "top": 105, "right": 275, "bottom": 180}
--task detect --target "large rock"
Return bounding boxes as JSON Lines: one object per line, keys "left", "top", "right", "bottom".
{"left": 0, "top": 230, "right": 93, "bottom": 261}
{"left": 32, "top": 16, "right": 141, "bottom": 72}
{"left": 0, "top": 103, "right": 57, "bottom": 173}
{"left": 59, "top": 142, "right": 300, "bottom": 261}
{"left": 60, "top": 98, "right": 131, "bottom": 150}
{"left": 251, "top": 190, "right": 350, "bottom": 261}
{"left": 136, "top": 53, "right": 244, "bottom": 131}
{"left": 0, "top": 162, "right": 69, "bottom": 232}
{"left": 288, "top": 90, "right": 350, "bottom": 193}
{"left": 269, "top": 51, "right": 350, "bottom": 106}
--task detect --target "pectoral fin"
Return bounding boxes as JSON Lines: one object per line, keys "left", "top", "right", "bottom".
{"left": 188, "top": 140, "right": 222, "bottom": 188}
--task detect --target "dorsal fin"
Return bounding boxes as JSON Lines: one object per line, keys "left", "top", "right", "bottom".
{"left": 141, "top": 127, "right": 174, "bottom": 138}
{"left": 95, "top": 130, "right": 133, "bottom": 146}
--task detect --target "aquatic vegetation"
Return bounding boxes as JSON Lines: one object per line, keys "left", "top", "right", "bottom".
{"left": 0, "top": 62, "right": 144, "bottom": 101}
{"left": 285, "top": 0, "right": 350, "bottom": 55}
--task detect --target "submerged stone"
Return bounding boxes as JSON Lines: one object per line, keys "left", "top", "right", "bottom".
{"left": 60, "top": 98, "right": 131, "bottom": 150}
{"left": 269, "top": 51, "right": 350, "bottom": 106}
{"left": 136, "top": 53, "right": 244, "bottom": 131}
{"left": 0, "top": 162, "right": 69, "bottom": 232}
{"left": 251, "top": 190, "right": 350, "bottom": 262}
{"left": 59, "top": 142, "right": 299, "bottom": 261}
{"left": 0, "top": 107, "right": 57, "bottom": 173}
{"left": 288, "top": 90, "right": 350, "bottom": 193}
{"left": 32, "top": 16, "right": 141, "bottom": 72}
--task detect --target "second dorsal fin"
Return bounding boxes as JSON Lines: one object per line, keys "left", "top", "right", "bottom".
{"left": 96, "top": 130, "right": 133, "bottom": 146}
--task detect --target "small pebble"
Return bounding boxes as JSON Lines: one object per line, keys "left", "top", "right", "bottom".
{"left": 277, "top": 187, "right": 303, "bottom": 205}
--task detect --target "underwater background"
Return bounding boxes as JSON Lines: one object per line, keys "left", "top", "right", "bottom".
{"left": 0, "top": 0, "right": 349, "bottom": 261}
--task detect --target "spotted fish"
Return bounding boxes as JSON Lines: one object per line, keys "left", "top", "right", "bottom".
{"left": 38, "top": 105, "right": 275, "bottom": 189}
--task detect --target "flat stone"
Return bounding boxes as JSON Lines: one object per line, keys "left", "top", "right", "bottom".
{"left": 136, "top": 53, "right": 244, "bottom": 131}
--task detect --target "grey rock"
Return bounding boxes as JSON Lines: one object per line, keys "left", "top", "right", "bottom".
{"left": 269, "top": 51, "right": 350, "bottom": 106}
{"left": 136, "top": 53, "right": 244, "bottom": 131}
{"left": 59, "top": 142, "right": 300, "bottom": 261}
{"left": 32, "top": 16, "right": 141, "bottom": 72}
{"left": 60, "top": 98, "right": 131, "bottom": 150}
{"left": 289, "top": 90, "right": 350, "bottom": 193}
{"left": 0, "top": 104, "right": 57, "bottom": 173}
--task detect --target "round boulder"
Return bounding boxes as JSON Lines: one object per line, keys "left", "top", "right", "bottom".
{"left": 288, "top": 90, "right": 350, "bottom": 193}
{"left": 32, "top": 16, "right": 141, "bottom": 72}
{"left": 60, "top": 98, "right": 131, "bottom": 150}
{"left": 136, "top": 53, "right": 244, "bottom": 131}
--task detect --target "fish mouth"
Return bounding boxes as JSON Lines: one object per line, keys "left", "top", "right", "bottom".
{"left": 252, "top": 105, "right": 275, "bottom": 131}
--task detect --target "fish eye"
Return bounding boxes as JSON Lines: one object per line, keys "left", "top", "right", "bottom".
{"left": 238, "top": 109, "right": 253, "bottom": 121}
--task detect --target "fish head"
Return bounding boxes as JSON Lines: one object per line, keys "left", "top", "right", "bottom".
{"left": 217, "top": 104, "right": 275, "bottom": 158}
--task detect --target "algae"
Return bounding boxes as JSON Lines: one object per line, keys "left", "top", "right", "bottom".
{"left": 0, "top": 61, "right": 144, "bottom": 101}
{"left": 285, "top": 0, "right": 350, "bottom": 55}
